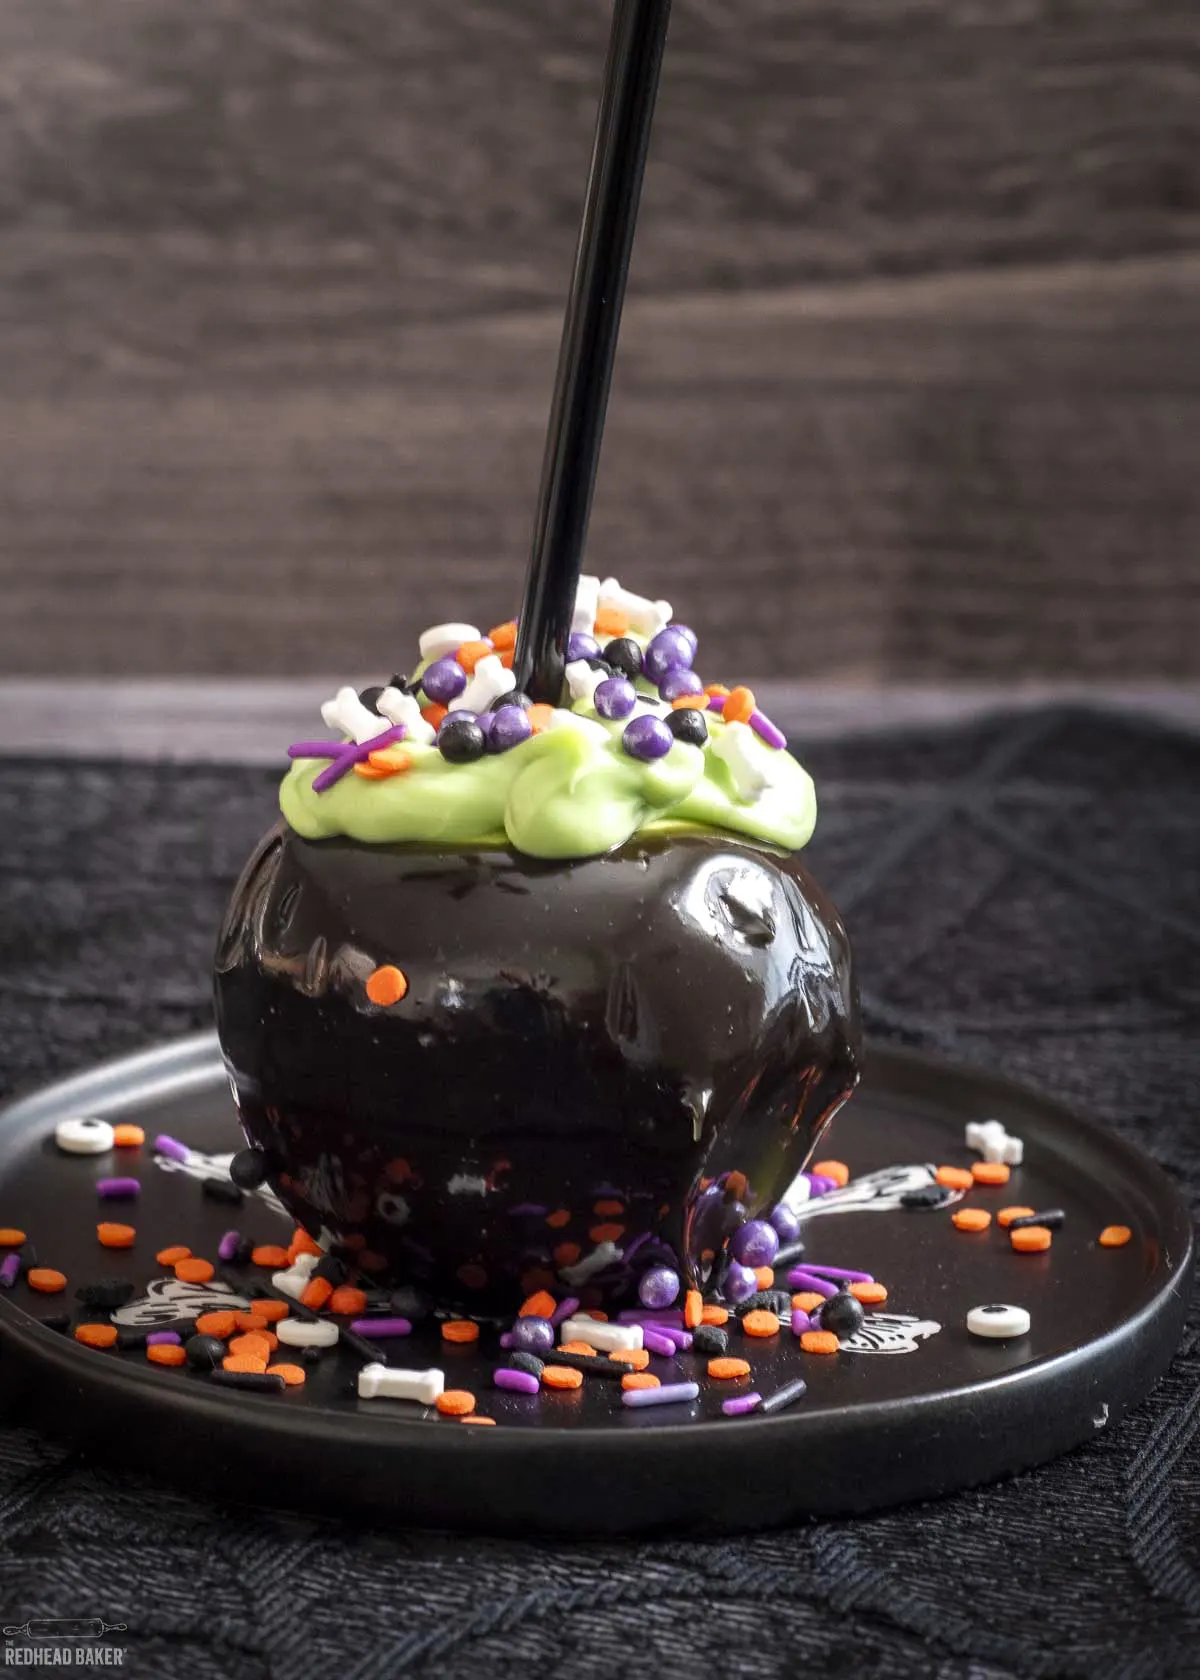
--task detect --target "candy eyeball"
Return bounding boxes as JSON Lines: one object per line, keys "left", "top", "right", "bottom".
{"left": 375, "top": 1191, "right": 411, "bottom": 1227}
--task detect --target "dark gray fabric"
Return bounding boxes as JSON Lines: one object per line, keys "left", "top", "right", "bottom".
{"left": 1, "top": 706, "right": 1198, "bottom": 1679}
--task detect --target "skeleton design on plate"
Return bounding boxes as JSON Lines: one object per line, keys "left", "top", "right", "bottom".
{"left": 111, "top": 1276, "right": 252, "bottom": 1328}
{"left": 782, "top": 1162, "right": 963, "bottom": 1219}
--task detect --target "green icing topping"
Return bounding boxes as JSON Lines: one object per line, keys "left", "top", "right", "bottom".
{"left": 281, "top": 708, "right": 816, "bottom": 861}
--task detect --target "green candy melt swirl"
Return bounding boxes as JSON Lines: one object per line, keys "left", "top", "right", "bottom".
{"left": 280, "top": 709, "right": 816, "bottom": 860}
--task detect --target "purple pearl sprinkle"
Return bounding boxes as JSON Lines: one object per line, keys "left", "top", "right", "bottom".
{"left": 637, "top": 1265, "right": 681, "bottom": 1311}
{"left": 806, "top": 1174, "right": 839, "bottom": 1197}
{"left": 488, "top": 705, "right": 533, "bottom": 753}
{"left": 217, "top": 1229, "right": 242, "bottom": 1262}
{"left": 594, "top": 677, "right": 637, "bottom": 720}
{"left": 658, "top": 668, "right": 703, "bottom": 703}
{"left": 643, "top": 627, "right": 695, "bottom": 684}
{"left": 153, "top": 1134, "right": 190, "bottom": 1165}
{"left": 622, "top": 1380, "right": 700, "bottom": 1410}
{"left": 803, "top": 1264, "right": 875, "bottom": 1284}
{"left": 550, "top": 1296, "right": 580, "bottom": 1328}
{"left": 567, "top": 632, "right": 600, "bottom": 662}
{"left": 730, "top": 1219, "right": 780, "bottom": 1269}
{"left": 96, "top": 1177, "right": 140, "bottom": 1200}
{"left": 725, "top": 1261, "right": 759, "bottom": 1304}
{"left": 769, "top": 1203, "right": 802, "bottom": 1244}
{"left": 750, "top": 709, "right": 787, "bottom": 750}
{"left": 672, "top": 624, "right": 699, "bottom": 656}
{"left": 494, "top": 1367, "right": 541, "bottom": 1395}
{"left": 641, "top": 1327, "right": 677, "bottom": 1357}
{"left": 146, "top": 1331, "right": 182, "bottom": 1347}
{"left": 787, "top": 1268, "right": 838, "bottom": 1298}
{"left": 421, "top": 656, "right": 468, "bottom": 704}
{"left": 509, "top": 1316, "right": 555, "bottom": 1355}
{"left": 348, "top": 1317, "right": 412, "bottom": 1338}
{"left": 790, "top": 1309, "right": 812, "bottom": 1336}
{"left": 622, "top": 714, "right": 673, "bottom": 761}
{"left": 722, "top": 1392, "right": 763, "bottom": 1417}
{"left": 0, "top": 1254, "right": 20, "bottom": 1289}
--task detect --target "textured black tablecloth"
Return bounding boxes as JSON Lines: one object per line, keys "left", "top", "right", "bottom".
{"left": 1, "top": 707, "right": 1198, "bottom": 1680}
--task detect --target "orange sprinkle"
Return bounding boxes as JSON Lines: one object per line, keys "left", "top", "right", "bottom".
{"left": 592, "top": 607, "right": 629, "bottom": 639}
{"left": 498, "top": 648, "right": 515, "bottom": 669}
{"left": 723, "top": 686, "right": 757, "bottom": 726}
{"left": 553, "top": 1242, "right": 582, "bottom": 1267}
{"left": 234, "top": 1311, "right": 270, "bottom": 1333}
{"left": 850, "top": 1282, "right": 888, "bottom": 1305}
{"left": 97, "top": 1222, "right": 135, "bottom": 1249}
{"left": 195, "top": 1311, "right": 237, "bottom": 1339}
{"left": 75, "top": 1323, "right": 118, "bottom": 1348}
{"left": 1099, "top": 1225, "right": 1132, "bottom": 1248}
{"left": 972, "top": 1161, "right": 1011, "bottom": 1186}
{"left": 420, "top": 703, "right": 449, "bottom": 731}
{"left": 175, "top": 1258, "right": 214, "bottom": 1283}
{"left": 724, "top": 1171, "right": 749, "bottom": 1199}
{"left": 147, "top": 1343, "right": 187, "bottom": 1367}
{"left": 27, "top": 1269, "right": 66, "bottom": 1294}
{"left": 934, "top": 1166, "right": 974, "bottom": 1191}
{"left": 684, "top": 1289, "right": 703, "bottom": 1330}
{"left": 365, "top": 965, "right": 408, "bottom": 1008}
{"left": 541, "top": 1365, "right": 583, "bottom": 1390}
{"left": 223, "top": 1354, "right": 268, "bottom": 1374}
{"left": 358, "top": 1251, "right": 388, "bottom": 1273}
{"left": 545, "top": 1209, "right": 571, "bottom": 1230}
{"left": 266, "top": 1362, "right": 307, "bottom": 1387}
{"left": 229, "top": 1331, "right": 275, "bottom": 1360}
{"left": 455, "top": 639, "right": 494, "bottom": 674}
{"left": 811, "top": 1160, "right": 850, "bottom": 1188}
{"left": 701, "top": 1304, "right": 729, "bottom": 1326}
{"left": 593, "top": 1199, "right": 625, "bottom": 1217}
{"left": 754, "top": 1266, "right": 775, "bottom": 1290}
{"left": 588, "top": 1222, "right": 625, "bottom": 1244}
{"left": 250, "top": 1245, "right": 290, "bottom": 1269}
{"left": 155, "top": 1245, "right": 191, "bottom": 1266}
{"left": 0, "top": 1229, "right": 26, "bottom": 1247}
{"left": 800, "top": 1330, "right": 841, "bottom": 1355}
{"left": 952, "top": 1208, "right": 992, "bottom": 1232}
{"left": 622, "top": 1372, "right": 661, "bottom": 1391}
{"left": 365, "top": 745, "right": 413, "bottom": 776}
{"left": 288, "top": 1228, "right": 322, "bottom": 1259}
{"left": 742, "top": 1309, "right": 780, "bottom": 1338}
{"left": 112, "top": 1124, "right": 145, "bottom": 1148}
{"left": 608, "top": 1347, "right": 650, "bottom": 1370}
{"left": 519, "top": 1290, "right": 557, "bottom": 1320}
{"left": 708, "top": 1356, "right": 751, "bottom": 1380}
{"left": 461, "top": 1414, "right": 497, "bottom": 1426}
{"left": 559, "top": 1340, "right": 598, "bottom": 1357}
{"left": 441, "top": 1319, "right": 480, "bottom": 1344}
{"left": 997, "top": 1206, "right": 1037, "bottom": 1229}
{"left": 1011, "top": 1225, "right": 1052, "bottom": 1253}
{"left": 487, "top": 620, "right": 518, "bottom": 651}
{"left": 527, "top": 704, "right": 555, "bottom": 734}
{"left": 385, "top": 1157, "right": 412, "bottom": 1184}
{"left": 436, "top": 1389, "right": 477, "bottom": 1417}
{"left": 792, "top": 1292, "right": 825, "bottom": 1314}
{"left": 329, "top": 1287, "right": 368, "bottom": 1316}
{"left": 584, "top": 1309, "right": 609, "bottom": 1321}
{"left": 300, "top": 1277, "right": 333, "bottom": 1311}
{"left": 456, "top": 1263, "right": 488, "bottom": 1291}
{"left": 704, "top": 684, "right": 731, "bottom": 699}
{"left": 671, "top": 693, "right": 709, "bottom": 710}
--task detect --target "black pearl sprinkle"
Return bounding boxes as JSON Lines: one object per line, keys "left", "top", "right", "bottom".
{"left": 507, "top": 1351, "right": 546, "bottom": 1379}
{"left": 229, "top": 1148, "right": 269, "bottom": 1191}
{"left": 437, "top": 715, "right": 486, "bottom": 763}
{"left": 818, "top": 1290, "right": 865, "bottom": 1336}
{"left": 202, "top": 1176, "right": 244, "bottom": 1206}
{"left": 691, "top": 1324, "right": 729, "bottom": 1356}
{"left": 666, "top": 707, "right": 708, "bottom": 746}
{"left": 603, "top": 637, "right": 643, "bottom": 679}
{"left": 185, "top": 1333, "right": 227, "bottom": 1370}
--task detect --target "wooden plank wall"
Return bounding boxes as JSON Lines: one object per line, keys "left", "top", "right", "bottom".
{"left": 1, "top": 0, "right": 1198, "bottom": 680}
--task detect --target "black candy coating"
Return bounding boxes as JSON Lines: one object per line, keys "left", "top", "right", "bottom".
{"left": 602, "top": 637, "right": 643, "bottom": 678}
{"left": 666, "top": 707, "right": 709, "bottom": 746}
{"left": 818, "top": 1290, "right": 866, "bottom": 1336}
{"left": 214, "top": 828, "right": 860, "bottom": 1312}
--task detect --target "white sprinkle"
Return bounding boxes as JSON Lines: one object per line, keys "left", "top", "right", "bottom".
{"left": 450, "top": 653, "right": 516, "bottom": 715}
{"left": 271, "top": 1265, "right": 313, "bottom": 1300}
{"left": 276, "top": 1318, "right": 339, "bottom": 1349}
{"left": 571, "top": 575, "right": 600, "bottom": 636}
{"left": 598, "top": 577, "right": 672, "bottom": 638}
{"left": 556, "top": 1240, "right": 624, "bottom": 1285}
{"left": 564, "top": 659, "right": 605, "bottom": 704}
{"left": 357, "top": 1363, "right": 445, "bottom": 1405}
{"left": 320, "top": 686, "right": 393, "bottom": 745}
{"left": 712, "top": 720, "right": 777, "bottom": 801}
{"left": 55, "top": 1117, "right": 115, "bottom": 1156}
{"left": 966, "top": 1304, "right": 1031, "bottom": 1340}
{"left": 560, "top": 1315, "right": 643, "bottom": 1352}
{"left": 965, "top": 1119, "right": 1023, "bottom": 1166}
{"left": 419, "top": 623, "right": 480, "bottom": 664}
{"left": 376, "top": 686, "right": 435, "bottom": 745}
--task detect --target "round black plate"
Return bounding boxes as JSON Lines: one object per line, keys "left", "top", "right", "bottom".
{"left": 0, "top": 1035, "right": 1190, "bottom": 1534}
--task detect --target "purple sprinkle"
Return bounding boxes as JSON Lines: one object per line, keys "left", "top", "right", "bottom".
{"left": 706, "top": 693, "right": 726, "bottom": 713}
{"left": 96, "top": 1177, "right": 140, "bottom": 1199}
{"left": 806, "top": 1174, "right": 839, "bottom": 1197}
{"left": 567, "top": 632, "right": 599, "bottom": 662}
{"left": 0, "top": 1254, "right": 20, "bottom": 1289}
{"left": 722, "top": 1392, "right": 763, "bottom": 1417}
{"left": 622, "top": 714, "right": 673, "bottom": 761}
{"left": 658, "top": 668, "right": 703, "bottom": 703}
{"left": 508, "top": 1203, "right": 548, "bottom": 1218}
{"left": 421, "top": 656, "right": 468, "bottom": 704}
{"left": 509, "top": 1316, "right": 555, "bottom": 1355}
{"left": 499, "top": 1332, "right": 514, "bottom": 1349}
{"left": 348, "top": 1317, "right": 412, "bottom": 1338}
{"left": 617, "top": 1309, "right": 685, "bottom": 1326}
{"left": 643, "top": 627, "right": 694, "bottom": 684}
{"left": 769, "top": 1203, "right": 802, "bottom": 1244}
{"left": 790, "top": 1309, "right": 812, "bottom": 1335}
{"left": 648, "top": 1325, "right": 693, "bottom": 1350}
{"left": 153, "top": 1134, "right": 190, "bottom": 1165}
{"left": 494, "top": 1367, "right": 541, "bottom": 1395}
{"left": 787, "top": 1268, "right": 838, "bottom": 1297}
{"left": 286, "top": 739, "right": 346, "bottom": 760}
{"left": 146, "top": 1331, "right": 181, "bottom": 1347}
{"left": 802, "top": 1264, "right": 874, "bottom": 1284}
{"left": 641, "top": 1327, "right": 677, "bottom": 1357}
{"left": 550, "top": 1296, "right": 580, "bottom": 1327}
{"left": 488, "top": 705, "right": 533, "bottom": 753}
{"left": 637, "top": 1264, "right": 681, "bottom": 1311}
{"left": 217, "top": 1230, "right": 242, "bottom": 1262}
{"left": 595, "top": 677, "right": 638, "bottom": 720}
{"left": 730, "top": 1218, "right": 779, "bottom": 1269}
{"left": 750, "top": 709, "right": 787, "bottom": 750}
{"left": 622, "top": 1380, "right": 700, "bottom": 1409}
{"left": 725, "top": 1261, "right": 759, "bottom": 1304}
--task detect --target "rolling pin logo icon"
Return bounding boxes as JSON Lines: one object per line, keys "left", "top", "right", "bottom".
{"left": 3, "top": 1618, "right": 127, "bottom": 1639}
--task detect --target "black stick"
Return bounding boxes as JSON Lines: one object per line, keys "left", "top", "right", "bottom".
{"left": 513, "top": 0, "right": 672, "bottom": 703}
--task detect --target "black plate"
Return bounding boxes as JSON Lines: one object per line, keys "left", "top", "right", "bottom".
{"left": 0, "top": 1034, "right": 1190, "bottom": 1534}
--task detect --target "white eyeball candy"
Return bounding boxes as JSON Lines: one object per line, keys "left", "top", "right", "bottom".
{"left": 55, "top": 1117, "right": 115, "bottom": 1156}
{"left": 967, "top": 1303, "right": 1031, "bottom": 1340}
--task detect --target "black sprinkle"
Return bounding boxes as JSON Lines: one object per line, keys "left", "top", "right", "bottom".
{"left": 774, "top": 1241, "right": 806, "bottom": 1266}
{"left": 1010, "top": 1208, "right": 1066, "bottom": 1230}
{"left": 39, "top": 1314, "right": 70, "bottom": 1334}
{"left": 506, "top": 1351, "right": 546, "bottom": 1379}
{"left": 210, "top": 1369, "right": 287, "bottom": 1393}
{"left": 75, "top": 1278, "right": 135, "bottom": 1309}
{"left": 538, "top": 1349, "right": 625, "bottom": 1380}
{"left": 313, "top": 1255, "right": 349, "bottom": 1287}
{"left": 733, "top": 1290, "right": 793, "bottom": 1319}
{"left": 232, "top": 1237, "right": 255, "bottom": 1267}
{"left": 301, "top": 1346, "right": 324, "bottom": 1366}
{"left": 18, "top": 1244, "right": 37, "bottom": 1279}
{"left": 901, "top": 1184, "right": 955, "bottom": 1209}
{"left": 691, "top": 1324, "right": 729, "bottom": 1356}
{"left": 117, "top": 1329, "right": 150, "bottom": 1350}
{"left": 201, "top": 1177, "right": 245, "bottom": 1206}
{"left": 760, "top": 1376, "right": 808, "bottom": 1416}
{"left": 339, "top": 1326, "right": 386, "bottom": 1366}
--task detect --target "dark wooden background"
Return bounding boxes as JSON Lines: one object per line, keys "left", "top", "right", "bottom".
{"left": 2, "top": 0, "right": 1199, "bottom": 681}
